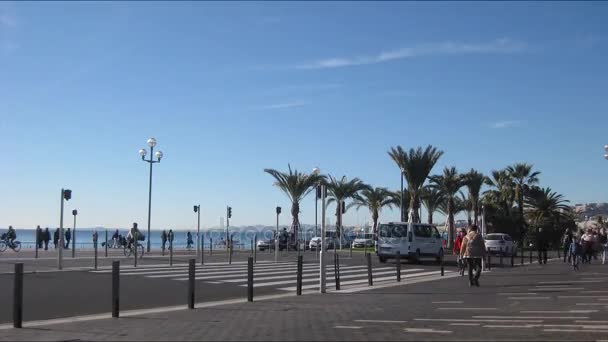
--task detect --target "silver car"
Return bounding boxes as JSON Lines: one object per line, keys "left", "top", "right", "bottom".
{"left": 484, "top": 233, "right": 515, "bottom": 256}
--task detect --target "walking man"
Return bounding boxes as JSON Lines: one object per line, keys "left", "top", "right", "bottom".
{"left": 65, "top": 228, "right": 72, "bottom": 249}
{"left": 36, "top": 226, "right": 43, "bottom": 249}
{"left": 161, "top": 230, "right": 168, "bottom": 252}
{"left": 44, "top": 227, "right": 51, "bottom": 251}
{"left": 563, "top": 231, "right": 573, "bottom": 263}
{"left": 53, "top": 228, "right": 60, "bottom": 249}
{"left": 168, "top": 229, "right": 174, "bottom": 250}
{"left": 460, "top": 225, "right": 486, "bottom": 287}
{"left": 536, "top": 228, "right": 548, "bottom": 265}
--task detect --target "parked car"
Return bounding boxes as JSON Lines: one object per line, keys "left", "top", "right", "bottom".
{"left": 309, "top": 236, "right": 338, "bottom": 250}
{"left": 352, "top": 233, "right": 374, "bottom": 248}
{"left": 484, "top": 233, "right": 515, "bottom": 256}
{"left": 377, "top": 222, "right": 444, "bottom": 264}
{"left": 256, "top": 239, "right": 275, "bottom": 251}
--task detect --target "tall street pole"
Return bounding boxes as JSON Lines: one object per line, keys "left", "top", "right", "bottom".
{"left": 275, "top": 206, "right": 281, "bottom": 263}
{"left": 140, "top": 138, "right": 163, "bottom": 254}
{"left": 58, "top": 189, "right": 65, "bottom": 270}
{"left": 315, "top": 194, "right": 318, "bottom": 237}
{"left": 72, "top": 210, "right": 77, "bottom": 258}
{"left": 319, "top": 184, "right": 327, "bottom": 293}
{"left": 195, "top": 205, "right": 200, "bottom": 260}
{"left": 400, "top": 169, "right": 404, "bottom": 222}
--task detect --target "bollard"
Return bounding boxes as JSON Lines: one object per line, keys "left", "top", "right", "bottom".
{"left": 500, "top": 247, "right": 504, "bottom": 267}
{"left": 112, "top": 261, "right": 120, "bottom": 318}
{"left": 487, "top": 250, "right": 491, "bottom": 271}
{"left": 170, "top": 240, "right": 173, "bottom": 266}
{"left": 210, "top": 238, "right": 213, "bottom": 256}
{"left": 254, "top": 235, "right": 257, "bottom": 264}
{"left": 350, "top": 242, "right": 353, "bottom": 258}
{"left": 521, "top": 245, "right": 524, "bottom": 265}
{"left": 296, "top": 255, "right": 303, "bottom": 296}
{"left": 366, "top": 253, "right": 373, "bottom": 286}
{"left": 13, "top": 263, "right": 23, "bottom": 328}
{"left": 105, "top": 230, "right": 108, "bottom": 258}
{"left": 94, "top": 238, "right": 98, "bottom": 270}
{"left": 229, "top": 238, "right": 233, "bottom": 265}
{"left": 441, "top": 252, "right": 445, "bottom": 276}
{"left": 201, "top": 237, "right": 204, "bottom": 265}
{"left": 396, "top": 251, "right": 401, "bottom": 282}
{"left": 334, "top": 252, "right": 340, "bottom": 290}
{"left": 35, "top": 236, "right": 39, "bottom": 259}
{"left": 247, "top": 257, "right": 253, "bottom": 302}
{"left": 511, "top": 249, "right": 515, "bottom": 267}
{"left": 251, "top": 239, "right": 254, "bottom": 257}
{"left": 134, "top": 231, "right": 138, "bottom": 268}
{"left": 188, "top": 259, "right": 195, "bottom": 309}
{"left": 529, "top": 247, "right": 532, "bottom": 264}
{"left": 557, "top": 247, "right": 561, "bottom": 259}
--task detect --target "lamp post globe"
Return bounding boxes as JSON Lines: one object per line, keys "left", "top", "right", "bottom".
{"left": 139, "top": 149, "right": 147, "bottom": 158}
{"left": 147, "top": 138, "right": 157, "bottom": 148}
{"left": 604, "top": 153, "right": 608, "bottom": 160}
{"left": 604, "top": 144, "right": 608, "bottom": 152}
{"left": 155, "top": 151, "right": 163, "bottom": 161}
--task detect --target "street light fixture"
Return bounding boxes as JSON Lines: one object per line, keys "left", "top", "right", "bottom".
{"left": 604, "top": 144, "right": 608, "bottom": 160}
{"left": 312, "top": 167, "right": 321, "bottom": 238}
{"left": 140, "top": 137, "right": 164, "bottom": 253}
{"left": 400, "top": 167, "right": 405, "bottom": 222}
{"left": 194, "top": 205, "right": 201, "bottom": 260}
{"left": 313, "top": 167, "right": 327, "bottom": 293}
{"left": 71, "top": 209, "right": 78, "bottom": 258}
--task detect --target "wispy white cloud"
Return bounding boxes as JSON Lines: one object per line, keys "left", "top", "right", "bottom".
{"left": 295, "top": 38, "right": 527, "bottom": 70}
{"left": 258, "top": 101, "right": 307, "bottom": 110}
{"left": 490, "top": 120, "right": 524, "bottom": 129}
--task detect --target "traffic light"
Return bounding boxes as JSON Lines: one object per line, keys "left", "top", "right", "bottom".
{"left": 72, "top": 209, "right": 78, "bottom": 216}
{"left": 63, "top": 189, "right": 72, "bottom": 201}
{"left": 228, "top": 206, "right": 232, "bottom": 218}
{"left": 276, "top": 206, "right": 281, "bottom": 215}
{"left": 194, "top": 205, "right": 198, "bottom": 213}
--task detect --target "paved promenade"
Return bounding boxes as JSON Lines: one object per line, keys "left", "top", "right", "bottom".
{"left": 2, "top": 252, "right": 604, "bottom": 341}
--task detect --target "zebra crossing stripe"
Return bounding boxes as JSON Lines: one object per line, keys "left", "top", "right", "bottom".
{"left": 220, "top": 267, "right": 402, "bottom": 283}
{"left": 161, "top": 265, "right": 371, "bottom": 280}
{"left": 97, "top": 262, "right": 296, "bottom": 275}
{"left": 126, "top": 263, "right": 323, "bottom": 277}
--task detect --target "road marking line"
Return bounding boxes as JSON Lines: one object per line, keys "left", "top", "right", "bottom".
{"left": 415, "top": 319, "right": 543, "bottom": 323}
{"left": 450, "top": 323, "right": 480, "bottom": 326}
{"left": 334, "top": 272, "right": 460, "bottom": 293}
{"left": 483, "top": 324, "right": 535, "bottom": 328}
{"left": 246, "top": 269, "right": 408, "bottom": 288}
{"left": 354, "top": 320, "right": 406, "bottom": 324}
{"left": 559, "top": 296, "right": 608, "bottom": 299}
{"left": 544, "top": 329, "right": 608, "bottom": 333}
{"left": 533, "top": 288, "right": 584, "bottom": 291}
{"left": 576, "top": 303, "right": 607, "bottom": 306}
{"left": 404, "top": 328, "right": 451, "bottom": 334}
{"left": 521, "top": 310, "right": 598, "bottom": 314}
{"left": 334, "top": 326, "right": 362, "bottom": 329}
{"left": 498, "top": 293, "right": 538, "bottom": 296}
{"left": 438, "top": 307, "right": 497, "bottom": 311}
{"left": 539, "top": 280, "right": 603, "bottom": 284}
{"left": 432, "top": 301, "right": 463, "bottom": 304}
{"left": 474, "top": 316, "right": 586, "bottom": 320}
{"left": 508, "top": 297, "right": 549, "bottom": 300}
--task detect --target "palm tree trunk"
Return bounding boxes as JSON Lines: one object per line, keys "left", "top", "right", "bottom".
{"left": 409, "top": 194, "right": 421, "bottom": 223}
{"left": 473, "top": 201, "right": 479, "bottom": 226}
{"left": 447, "top": 198, "right": 455, "bottom": 250}
{"left": 372, "top": 210, "right": 379, "bottom": 236}
{"left": 291, "top": 202, "right": 300, "bottom": 248}
{"left": 427, "top": 209, "right": 433, "bottom": 225}
{"left": 335, "top": 203, "right": 341, "bottom": 239}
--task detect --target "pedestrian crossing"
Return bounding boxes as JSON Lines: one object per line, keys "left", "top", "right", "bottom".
{"left": 91, "top": 261, "right": 451, "bottom": 292}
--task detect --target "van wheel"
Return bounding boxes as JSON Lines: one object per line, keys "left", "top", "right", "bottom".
{"left": 379, "top": 256, "right": 387, "bottom": 263}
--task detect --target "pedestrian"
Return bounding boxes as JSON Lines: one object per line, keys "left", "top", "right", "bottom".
{"left": 460, "top": 224, "right": 486, "bottom": 287}
{"left": 65, "top": 228, "right": 72, "bottom": 249}
{"left": 36, "top": 226, "right": 43, "bottom": 249}
{"left": 536, "top": 228, "right": 548, "bottom": 265}
{"left": 53, "top": 228, "right": 60, "bottom": 249}
{"left": 570, "top": 237, "right": 581, "bottom": 271}
{"left": 582, "top": 229, "right": 594, "bottom": 264}
{"left": 563, "top": 231, "right": 573, "bottom": 263}
{"left": 168, "top": 229, "right": 174, "bottom": 249}
{"left": 44, "top": 227, "right": 51, "bottom": 251}
{"left": 161, "top": 230, "right": 168, "bottom": 252}
{"left": 600, "top": 228, "right": 608, "bottom": 265}
{"left": 112, "top": 229, "right": 119, "bottom": 248}
{"left": 454, "top": 228, "right": 466, "bottom": 276}
{"left": 187, "top": 231, "right": 193, "bottom": 249}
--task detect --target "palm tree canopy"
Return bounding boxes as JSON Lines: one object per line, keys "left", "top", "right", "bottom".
{"left": 388, "top": 145, "right": 444, "bottom": 195}
{"left": 483, "top": 169, "right": 515, "bottom": 209}
{"left": 263, "top": 164, "right": 324, "bottom": 204}
{"left": 388, "top": 189, "right": 411, "bottom": 211}
{"left": 524, "top": 187, "right": 570, "bottom": 225}
{"left": 354, "top": 187, "right": 394, "bottom": 214}
{"left": 326, "top": 175, "right": 368, "bottom": 205}
{"left": 507, "top": 163, "right": 540, "bottom": 188}
{"left": 429, "top": 166, "right": 465, "bottom": 198}
{"left": 421, "top": 186, "right": 445, "bottom": 213}
{"left": 464, "top": 169, "right": 484, "bottom": 202}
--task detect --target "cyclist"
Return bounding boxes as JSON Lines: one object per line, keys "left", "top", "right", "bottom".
{"left": 127, "top": 223, "right": 140, "bottom": 250}
{"left": 6, "top": 226, "right": 17, "bottom": 249}
{"left": 454, "top": 228, "right": 466, "bottom": 276}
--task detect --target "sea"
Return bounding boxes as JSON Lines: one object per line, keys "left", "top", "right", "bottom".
{"left": 0, "top": 227, "right": 358, "bottom": 250}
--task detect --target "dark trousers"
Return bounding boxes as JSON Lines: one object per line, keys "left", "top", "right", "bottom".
{"left": 44, "top": 241, "right": 49, "bottom": 251}
{"left": 65, "top": 239, "right": 71, "bottom": 249}
{"left": 467, "top": 258, "right": 482, "bottom": 283}
{"left": 537, "top": 248, "right": 547, "bottom": 264}
{"left": 563, "top": 246, "right": 571, "bottom": 263}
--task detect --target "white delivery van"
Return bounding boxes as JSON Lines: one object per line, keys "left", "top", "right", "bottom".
{"left": 377, "top": 222, "right": 444, "bottom": 264}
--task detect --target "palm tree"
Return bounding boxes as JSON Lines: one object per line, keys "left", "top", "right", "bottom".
{"left": 420, "top": 186, "right": 445, "bottom": 225}
{"left": 388, "top": 189, "right": 411, "bottom": 220}
{"left": 388, "top": 145, "right": 444, "bottom": 223}
{"left": 507, "top": 163, "right": 540, "bottom": 237}
{"left": 464, "top": 169, "right": 484, "bottom": 226}
{"left": 525, "top": 187, "right": 570, "bottom": 245}
{"left": 326, "top": 175, "right": 368, "bottom": 247}
{"left": 483, "top": 169, "right": 516, "bottom": 215}
{"left": 264, "top": 165, "right": 324, "bottom": 246}
{"left": 430, "top": 167, "right": 465, "bottom": 249}
{"left": 354, "top": 187, "right": 394, "bottom": 237}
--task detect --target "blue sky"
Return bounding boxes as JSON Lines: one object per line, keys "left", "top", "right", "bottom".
{"left": 1, "top": 2, "right": 607, "bottom": 230}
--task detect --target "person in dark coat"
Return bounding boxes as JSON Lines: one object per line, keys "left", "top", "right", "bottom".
{"left": 536, "top": 228, "right": 548, "bottom": 265}
{"left": 43, "top": 228, "right": 51, "bottom": 251}
{"left": 161, "top": 230, "right": 168, "bottom": 251}
{"left": 36, "top": 226, "right": 43, "bottom": 249}
{"left": 563, "top": 231, "right": 573, "bottom": 263}
{"left": 65, "top": 228, "right": 72, "bottom": 249}
{"left": 53, "top": 228, "right": 60, "bottom": 249}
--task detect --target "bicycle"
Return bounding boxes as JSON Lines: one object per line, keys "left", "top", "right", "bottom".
{"left": 124, "top": 242, "right": 144, "bottom": 258}
{"left": 0, "top": 239, "right": 21, "bottom": 252}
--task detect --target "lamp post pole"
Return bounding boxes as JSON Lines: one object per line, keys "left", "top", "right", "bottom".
{"left": 140, "top": 138, "right": 163, "bottom": 253}
{"left": 400, "top": 168, "right": 405, "bottom": 222}
{"left": 58, "top": 189, "right": 72, "bottom": 270}
{"left": 275, "top": 206, "right": 281, "bottom": 263}
{"left": 194, "top": 205, "right": 200, "bottom": 260}
{"left": 72, "top": 210, "right": 77, "bottom": 258}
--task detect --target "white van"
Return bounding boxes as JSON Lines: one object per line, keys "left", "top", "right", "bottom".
{"left": 377, "top": 222, "right": 444, "bottom": 264}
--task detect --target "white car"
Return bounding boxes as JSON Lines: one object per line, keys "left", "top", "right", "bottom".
{"left": 484, "top": 233, "right": 515, "bottom": 256}
{"left": 256, "top": 239, "right": 274, "bottom": 251}
{"left": 309, "top": 236, "right": 338, "bottom": 250}
{"left": 352, "top": 234, "right": 374, "bottom": 248}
